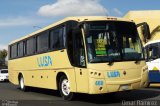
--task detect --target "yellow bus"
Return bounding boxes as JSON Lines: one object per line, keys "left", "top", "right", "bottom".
{"left": 8, "top": 16, "right": 148, "bottom": 100}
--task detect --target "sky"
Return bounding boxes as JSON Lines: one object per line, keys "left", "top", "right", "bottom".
{"left": 0, "top": 0, "right": 160, "bottom": 50}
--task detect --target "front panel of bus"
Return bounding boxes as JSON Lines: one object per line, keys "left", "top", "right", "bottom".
{"left": 72, "top": 20, "right": 148, "bottom": 94}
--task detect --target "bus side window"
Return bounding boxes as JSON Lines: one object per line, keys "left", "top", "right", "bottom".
{"left": 10, "top": 44, "right": 17, "bottom": 59}
{"left": 50, "top": 26, "right": 65, "bottom": 50}
{"left": 147, "top": 43, "right": 159, "bottom": 61}
{"left": 23, "top": 41, "right": 27, "bottom": 56}
{"left": 26, "top": 37, "right": 35, "bottom": 55}
{"left": 152, "top": 43, "right": 160, "bottom": 59}
{"left": 72, "top": 28, "right": 86, "bottom": 67}
{"left": 17, "top": 41, "right": 24, "bottom": 57}
{"left": 37, "top": 31, "right": 49, "bottom": 53}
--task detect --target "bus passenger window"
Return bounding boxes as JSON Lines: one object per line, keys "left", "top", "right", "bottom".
{"left": 26, "top": 38, "right": 35, "bottom": 55}
{"left": 50, "top": 27, "right": 65, "bottom": 50}
{"left": 37, "top": 32, "right": 49, "bottom": 52}
{"left": 17, "top": 42, "right": 24, "bottom": 57}
{"left": 23, "top": 41, "right": 26, "bottom": 56}
{"left": 10, "top": 44, "right": 17, "bottom": 58}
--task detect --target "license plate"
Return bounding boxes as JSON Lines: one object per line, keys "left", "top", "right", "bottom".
{"left": 121, "top": 85, "right": 129, "bottom": 90}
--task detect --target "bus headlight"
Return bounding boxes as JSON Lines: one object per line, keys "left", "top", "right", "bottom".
{"left": 89, "top": 69, "right": 104, "bottom": 78}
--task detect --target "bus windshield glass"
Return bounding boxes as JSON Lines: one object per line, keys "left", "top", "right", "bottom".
{"left": 85, "top": 21, "right": 144, "bottom": 63}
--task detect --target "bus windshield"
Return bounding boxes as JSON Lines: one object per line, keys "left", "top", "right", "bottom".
{"left": 85, "top": 21, "right": 144, "bottom": 63}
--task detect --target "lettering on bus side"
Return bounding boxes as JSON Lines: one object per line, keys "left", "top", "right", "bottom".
{"left": 107, "top": 71, "right": 120, "bottom": 78}
{"left": 37, "top": 56, "right": 52, "bottom": 67}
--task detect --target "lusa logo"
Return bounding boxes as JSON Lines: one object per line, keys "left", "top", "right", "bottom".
{"left": 37, "top": 55, "right": 52, "bottom": 67}
{"left": 107, "top": 71, "right": 120, "bottom": 78}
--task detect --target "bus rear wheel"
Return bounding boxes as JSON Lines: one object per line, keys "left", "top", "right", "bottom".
{"left": 59, "top": 75, "right": 74, "bottom": 100}
{"left": 19, "top": 75, "right": 28, "bottom": 91}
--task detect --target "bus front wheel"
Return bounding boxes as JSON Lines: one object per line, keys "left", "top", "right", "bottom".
{"left": 59, "top": 75, "right": 74, "bottom": 100}
{"left": 19, "top": 75, "right": 28, "bottom": 91}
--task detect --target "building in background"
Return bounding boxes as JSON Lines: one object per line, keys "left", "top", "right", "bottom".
{"left": 124, "top": 10, "right": 160, "bottom": 44}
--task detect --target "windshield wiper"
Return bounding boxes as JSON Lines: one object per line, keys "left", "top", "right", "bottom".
{"left": 135, "top": 59, "right": 140, "bottom": 64}
{"left": 108, "top": 59, "right": 114, "bottom": 66}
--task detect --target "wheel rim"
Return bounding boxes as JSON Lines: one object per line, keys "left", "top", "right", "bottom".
{"left": 61, "top": 79, "right": 70, "bottom": 96}
{"left": 20, "top": 77, "right": 24, "bottom": 89}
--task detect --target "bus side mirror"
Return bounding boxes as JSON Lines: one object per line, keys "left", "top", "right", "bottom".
{"left": 137, "top": 22, "right": 151, "bottom": 43}
{"left": 142, "top": 23, "right": 151, "bottom": 40}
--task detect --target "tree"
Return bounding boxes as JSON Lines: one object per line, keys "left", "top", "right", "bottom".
{"left": 0, "top": 49, "right": 8, "bottom": 64}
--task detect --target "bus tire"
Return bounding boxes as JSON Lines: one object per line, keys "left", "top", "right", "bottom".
{"left": 19, "top": 75, "right": 28, "bottom": 91}
{"left": 59, "top": 75, "right": 74, "bottom": 100}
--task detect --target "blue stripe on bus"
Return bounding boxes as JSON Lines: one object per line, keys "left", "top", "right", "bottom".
{"left": 149, "top": 70, "right": 160, "bottom": 83}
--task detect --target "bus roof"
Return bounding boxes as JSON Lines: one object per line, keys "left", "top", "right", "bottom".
{"left": 9, "top": 16, "right": 133, "bottom": 45}
{"left": 144, "top": 39, "right": 160, "bottom": 47}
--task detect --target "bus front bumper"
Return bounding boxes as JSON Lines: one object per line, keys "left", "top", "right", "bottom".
{"left": 88, "top": 77, "right": 148, "bottom": 94}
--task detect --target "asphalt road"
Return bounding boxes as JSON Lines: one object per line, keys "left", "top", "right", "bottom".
{"left": 0, "top": 82, "right": 160, "bottom": 106}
